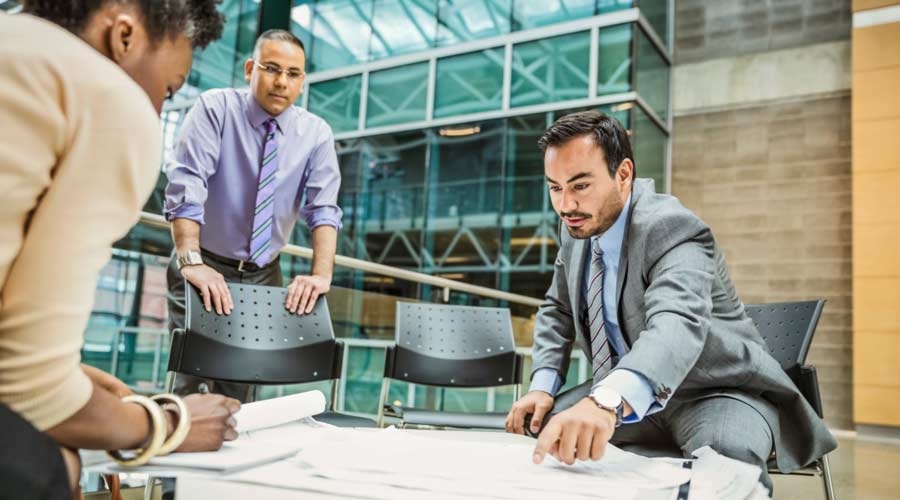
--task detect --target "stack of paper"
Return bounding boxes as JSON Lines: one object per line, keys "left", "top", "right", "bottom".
{"left": 88, "top": 391, "right": 771, "bottom": 499}
{"left": 225, "top": 427, "right": 692, "bottom": 500}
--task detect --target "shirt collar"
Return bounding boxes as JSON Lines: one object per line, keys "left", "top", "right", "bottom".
{"left": 592, "top": 193, "right": 632, "bottom": 260}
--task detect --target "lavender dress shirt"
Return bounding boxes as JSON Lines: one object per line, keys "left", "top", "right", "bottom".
{"left": 164, "top": 88, "right": 343, "bottom": 261}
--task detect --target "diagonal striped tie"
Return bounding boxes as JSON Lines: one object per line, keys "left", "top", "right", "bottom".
{"left": 249, "top": 118, "right": 279, "bottom": 266}
{"left": 587, "top": 238, "right": 613, "bottom": 385}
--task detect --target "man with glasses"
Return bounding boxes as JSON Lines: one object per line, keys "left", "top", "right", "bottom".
{"left": 163, "top": 29, "right": 343, "bottom": 402}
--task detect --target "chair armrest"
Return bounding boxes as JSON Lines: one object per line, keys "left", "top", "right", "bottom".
{"left": 166, "top": 328, "right": 186, "bottom": 372}
{"left": 331, "top": 340, "right": 345, "bottom": 380}
{"left": 787, "top": 364, "right": 824, "bottom": 418}
{"left": 383, "top": 345, "right": 396, "bottom": 378}
{"left": 513, "top": 353, "right": 525, "bottom": 385}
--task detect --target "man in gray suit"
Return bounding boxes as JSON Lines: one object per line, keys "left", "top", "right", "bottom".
{"left": 504, "top": 111, "right": 836, "bottom": 492}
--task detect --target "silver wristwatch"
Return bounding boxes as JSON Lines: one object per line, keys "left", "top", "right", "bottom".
{"left": 589, "top": 386, "right": 624, "bottom": 428}
{"left": 176, "top": 250, "right": 203, "bottom": 270}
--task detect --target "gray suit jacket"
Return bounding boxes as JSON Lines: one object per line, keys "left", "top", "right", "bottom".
{"left": 531, "top": 178, "right": 837, "bottom": 472}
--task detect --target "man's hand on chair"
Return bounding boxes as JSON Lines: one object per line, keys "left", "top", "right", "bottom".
{"left": 285, "top": 274, "right": 330, "bottom": 315}
{"left": 506, "top": 390, "right": 554, "bottom": 436}
{"left": 532, "top": 397, "right": 616, "bottom": 465}
{"left": 182, "top": 264, "right": 233, "bottom": 315}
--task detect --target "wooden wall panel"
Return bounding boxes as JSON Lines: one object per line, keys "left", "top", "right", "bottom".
{"left": 852, "top": 17, "right": 900, "bottom": 426}
{"left": 853, "top": 0, "right": 900, "bottom": 12}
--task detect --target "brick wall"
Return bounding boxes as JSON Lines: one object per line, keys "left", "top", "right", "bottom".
{"left": 675, "top": 0, "right": 852, "bottom": 64}
{"left": 671, "top": 96, "right": 853, "bottom": 429}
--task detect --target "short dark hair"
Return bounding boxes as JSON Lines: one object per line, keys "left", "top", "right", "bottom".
{"left": 253, "top": 29, "right": 305, "bottom": 59}
{"left": 538, "top": 110, "right": 635, "bottom": 179}
{"left": 24, "top": 0, "right": 225, "bottom": 49}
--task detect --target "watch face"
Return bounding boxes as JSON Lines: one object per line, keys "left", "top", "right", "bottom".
{"left": 591, "top": 387, "right": 622, "bottom": 409}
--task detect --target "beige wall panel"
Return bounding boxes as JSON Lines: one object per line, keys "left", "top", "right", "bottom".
{"left": 852, "top": 172, "right": 900, "bottom": 225}
{"left": 853, "top": 22, "right": 900, "bottom": 71}
{"left": 853, "top": 66, "right": 900, "bottom": 121}
{"left": 852, "top": 118, "right": 900, "bottom": 173}
{"left": 853, "top": 0, "right": 900, "bottom": 12}
{"left": 854, "top": 332, "right": 900, "bottom": 385}
{"left": 854, "top": 386, "right": 900, "bottom": 426}
{"left": 853, "top": 277, "right": 900, "bottom": 332}
{"left": 853, "top": 225, "right": 900, "bottom": 277}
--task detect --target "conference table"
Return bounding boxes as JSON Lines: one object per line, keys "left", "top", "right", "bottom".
{"left": 85, "top": 426, "right": 765, "bottom": 500}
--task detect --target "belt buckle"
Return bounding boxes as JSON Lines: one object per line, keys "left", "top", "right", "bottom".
{"left": 237, "top": 260, "right": 246, "bottom": 272}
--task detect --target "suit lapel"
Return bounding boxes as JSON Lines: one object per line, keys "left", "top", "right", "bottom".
{"left": 569, "top": 238, "right": 589, "bottom": 345}
{"left": 616, "top": 181, "right": 643, "bottom": 347}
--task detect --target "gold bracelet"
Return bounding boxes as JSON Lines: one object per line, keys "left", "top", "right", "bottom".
{"left": 151, "top": 393, "right": 191, "bottom": 455}
{"left": 107, "top": 395, "right": 167, "bottom": 467}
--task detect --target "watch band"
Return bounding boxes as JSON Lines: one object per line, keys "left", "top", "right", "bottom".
{"left": 176, "top": 250, "right": 203, "bottom": 270}
{"left": 590, "top": 388, "right": 624, "bottom": 428}
{"left": 591, "top": 399, "right": 623, "bottom": 428}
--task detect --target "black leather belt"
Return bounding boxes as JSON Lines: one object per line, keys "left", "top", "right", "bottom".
{"left": 201, "top": 249, "right": 277, "bottom": 273}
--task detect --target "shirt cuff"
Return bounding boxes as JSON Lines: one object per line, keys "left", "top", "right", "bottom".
{"left": 529, "top": 368, "right": 563, "bottom": 397}
{"left": 303, "top": 208, "right": 343, "bottom": 232}
{"left": 595, "top": 368, "right": 658, "bottom": 423}
{"left": 165, "top": 203, "right": 205, "bottom": 224}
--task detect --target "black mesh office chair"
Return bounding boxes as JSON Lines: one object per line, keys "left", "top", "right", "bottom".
{"left": 376, "top": 302, "right": 524, "bottom": 429}
{"left": 166, "top": 281, "right": 375, "bottom": 428}
{"left": 745, "top": 299, "right": 835, "bottom": 500}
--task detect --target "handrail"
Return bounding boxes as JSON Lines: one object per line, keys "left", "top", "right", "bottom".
{"left": 138, "top": 212, "right": 543, "bottom": 308}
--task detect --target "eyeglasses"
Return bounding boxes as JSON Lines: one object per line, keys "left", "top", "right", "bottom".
{"left": 254, "top": 61, "right": 305, "bottom": 81}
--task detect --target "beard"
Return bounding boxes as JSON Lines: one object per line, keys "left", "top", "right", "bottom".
{"left": 561, "top": 191, "right": 625, "bottom": 240}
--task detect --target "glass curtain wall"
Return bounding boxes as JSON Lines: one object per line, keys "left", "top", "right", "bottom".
{"left": 84, "top": 0, "right": 671, "bottom": 415}
{"left": 294, "top": 0, "right": 639, "bottom": 71}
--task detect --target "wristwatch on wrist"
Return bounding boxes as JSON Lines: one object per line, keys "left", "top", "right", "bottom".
{"left": 589, "top": 386, "right": 624, "bottom": 428}
{"left": 176, "top": 250, "right": 203, "bottom": 270}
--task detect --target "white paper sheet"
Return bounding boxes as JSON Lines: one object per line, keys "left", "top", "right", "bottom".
{"left": 143, "top": 440, "right": 301, "bottom": 473}
{"left": 681, "top": 446, "right": 770, "bottom": 500}
{"left": 225, "top": 427, "right": 690, "bottom": 499}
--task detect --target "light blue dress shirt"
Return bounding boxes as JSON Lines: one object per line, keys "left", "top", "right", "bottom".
{"left": 529, "top": 194, "right": 662, "bottom": 423}
{"left": 164, "top": 88, "right": 343, "bottom": 261}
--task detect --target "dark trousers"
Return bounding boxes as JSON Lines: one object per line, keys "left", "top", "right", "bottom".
{"left": 547, "top": 381, "right": 775, "bottom": 494}
{"left": 166, "top": 249, "right": 282, "bottom": 403}
{"left": 0, "top": 404, "right": 70, "bottom": 500}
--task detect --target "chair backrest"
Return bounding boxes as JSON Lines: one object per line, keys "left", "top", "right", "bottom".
{"left": 745, "top": 299, "right": 826, "bottom": 370}
{"left": 167, "top": 281, "right": 341, "bottom": 384}
{"left": 385, "top": 301, "right": 522, "bottom": 388}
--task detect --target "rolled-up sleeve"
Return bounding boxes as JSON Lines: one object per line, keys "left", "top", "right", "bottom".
{"left": 164, "top": 94, "right": 223, "bottom": 224}
{"left": 299, "top": 124, "right": 343, "bottom": 231}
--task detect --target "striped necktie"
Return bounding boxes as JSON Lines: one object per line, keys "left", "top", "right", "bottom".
{"left": 587, "top": 238, "right": 614, "bottom": 384}
{"left": 249, "top": 118, "right": 278, "bottom": 266}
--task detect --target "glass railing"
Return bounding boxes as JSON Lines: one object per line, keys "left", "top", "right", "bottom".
{"left": 87, "top": 213, "right": 590, "bottom": 417}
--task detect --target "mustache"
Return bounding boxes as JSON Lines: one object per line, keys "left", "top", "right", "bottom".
{"left": 560, "top": 211, "right": 592, "bottom": 219}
